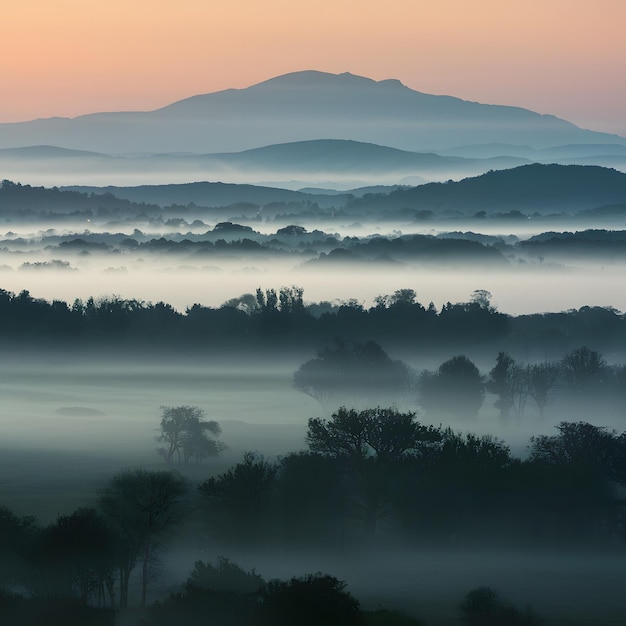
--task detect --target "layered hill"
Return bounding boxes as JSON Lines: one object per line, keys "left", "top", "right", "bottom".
{"left": 4, "top": 163, "right": 626, "bottom": 221}
{"left": 0, "top": 140, "right": 529, "bottom": 188}
{"left": 347, "top": 164, "right": 626, "bottom": 215}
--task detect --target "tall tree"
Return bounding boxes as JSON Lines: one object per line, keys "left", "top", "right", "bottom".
{"left": 487, "top": 352, "right": 525, "bottom": 420}
{"left": 0, "top": 505, "right": 37, "bottom": 592}
{"left": 35, "top": 508, "right": 116, "bottom": 605}
{"left": 198, "top": 452, "right": 278, "bottom": 544}
{"left": 98, "top": 469, "right": 187, "bottom": 607}
{"left": 529, "top": 421, "right": 625, "bottom": 539}
{"left": 525, "top": 362, "right": 559, "bottom": 419}
{"left": 306, "top": 407, "right": 440, "bottom": 535}
{"left": 560, "top": 346, "right": 607, "bottom": 393}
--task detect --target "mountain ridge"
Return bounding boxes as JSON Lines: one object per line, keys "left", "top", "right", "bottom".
{"left": 0, "top": 138, "right": 531, "bottom": 188}
{"left": 3, "top": 162, "right": 626, "bottom": 217}
{"left": 348, "top": 163, "right": 626, "bottom": 214}
{"left": 0, "top": 70, "right": 623, "bottom": 155}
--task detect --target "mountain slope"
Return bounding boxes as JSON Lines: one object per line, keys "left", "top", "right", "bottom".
{"left": 348, "top": 164, "right": 626, "bottom": 214}
{"left": 0, "top": 71, "right": 623, "bottom": 154}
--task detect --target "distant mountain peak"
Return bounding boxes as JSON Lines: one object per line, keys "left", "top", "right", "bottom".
{"left": 1, "top": 70, "right": 624, "bottom": 156}
{"left": 244, "top": 70, "right": 411, "bottom": 94}
{"left": 251, "top": 69, "right": 384, "bottom": 89}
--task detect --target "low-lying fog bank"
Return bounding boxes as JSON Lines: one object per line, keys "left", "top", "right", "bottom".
{"left": 1, "top": 262, "right": 625, "bottom": 316}
{"left": 160, "top": 547, "right": 626, "bottom": 625}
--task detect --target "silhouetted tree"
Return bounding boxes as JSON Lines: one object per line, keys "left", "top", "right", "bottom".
{"left": 185, "top": 556, "right": 264, "bottom": 594}
{"left": 529, "top": 421, "right": 625, "bottom": 539}
{"left": 258, "top": 573, "right": 362, "bottom": 626}
{"left": 277, "top": 451, "right": 347, "bottom": 545}
{"left": 306, "top": 407, "right": 440, "bottom": 535}
{"left": 406, "top": 429, "right": 513, "bottom": 538}
{"left": 0, "top": 505, "right": 37, "bottom": 591}
{"left": 198, "top": 452, "right": 277, "bottom": 544}
{"left": 418, "top": 355, "right": 485, "bottom": 418}
{"left": 488, "top": 352, "right": 525, "bottom": 419}
{"left": 307, "top": 407, "right": 439, "bottom": 464}
{"left": 370, "top": 289, "right": 432, "bottom": 341}
{"left": 560, "top": 346, "right": 607, "bottom": 393}
{"left": 470, "top": 289, "right": 493, "bottom": 310}
{"left": 524, "top": 362, "right": 559, "bottom": 419}
{"left": 34, "top": 508, "right": 116, "bottom": 605}
{"left": 294, "top": 340, "right": 414, "bottom": 411}
{"left": 459, "top": 586, "right": 544, "bottom": 625}
{"left": 529, "top": 421, "right": 623, "bottom": 480}
{"left": 98, "top": 469, "right": 188, "bottom": 607}
{"left": 156, "top": 406, "right": 225, "bottom": 464}
{"left": 221, "top": 292, "right": 258, "bottom": 314}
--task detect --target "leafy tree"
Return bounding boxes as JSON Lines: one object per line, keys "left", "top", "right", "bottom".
{"left": 525, "top": 362, "right": 559, "bottom": 419}
{"left": 434, "top": 428, "right": 513, "bottom": 473}
{"left": 370, "top": 289, "right": 431, "bottom": 341}
{"left": 306, "top": 407, "right": 439, "bottom": 464}
{"left": 528, "top": 421, "right": 626, "bottom": 539}
{"left": 374, "top": 288, "right": 418, "bottom": 309}
{"left": 294, "top": 340, "right": 414, "bottom": 411}
{"left": 560, "top": 346, "right": 607, "bottom": 393}
{"left": 221, "top": 292, "right": 258, "bottom": 313}
{"left": 0, "top": 505, "right": 37, "bottom": 590}
{"left": 198, "top": 452, "right": 277, "bottom": 544}
{"left": 470, "top": 289, "right": 493, "bottom": 310}
{"left": 156, "top": 406, "right": 225, "bottom": 464}
{"left": 529, "top": 421, "right": 624, "bottom": 481}
{"left": 487, "top": 352, "right": 525, "bottom": 419}
{"left": 277, "top": 452, "right": 348, "bottom": 546}
{"left": 254, "top": 286, "right": 307, "bottom": 335}
{"left": 98, "top": 469, "right": 188, "bottom": 607}
{"left": 418, "top": 355, "right": 485, "bottom": 418}
{"left": 406, "top": 429, "right": 513, "bottom": 538}
{"left": 306, "top": 408, "right": 440, "bottom": 535}
{"left": 34, "top": 508, "right": 116, "bottom": 604}
{"left": 459, "top": 586, "right": 544, "bottom": 626}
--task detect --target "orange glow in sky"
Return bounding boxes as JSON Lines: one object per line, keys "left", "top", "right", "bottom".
{"left": 2, "top": 0, "right": 625, "bottom": 136}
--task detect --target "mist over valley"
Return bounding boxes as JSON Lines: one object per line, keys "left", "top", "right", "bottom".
{"left": 2, "top": 71, "right": 626, "bottom": 625}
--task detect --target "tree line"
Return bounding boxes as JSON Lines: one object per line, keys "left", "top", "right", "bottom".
{"left": 294, "top": 341, "right": 626, "bottom": 422}
{"left": 1, "top": 286, "right": 625, "bottom": 356}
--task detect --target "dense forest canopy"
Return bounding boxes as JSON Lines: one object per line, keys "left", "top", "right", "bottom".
{"left": 1, "top": 286, "right": 624, "bottom": 360}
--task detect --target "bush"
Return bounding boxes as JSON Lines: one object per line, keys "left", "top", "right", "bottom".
{"left": 459, "top": 586, "right": 543, "bottom": 626}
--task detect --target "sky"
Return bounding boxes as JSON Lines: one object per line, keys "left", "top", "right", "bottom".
{"left": 2, "top": 0, "right": 625, "bottom": 137}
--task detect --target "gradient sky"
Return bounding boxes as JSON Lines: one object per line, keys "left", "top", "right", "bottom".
{"left": 2, "top": 0, "right": 625, "bottom": 136}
